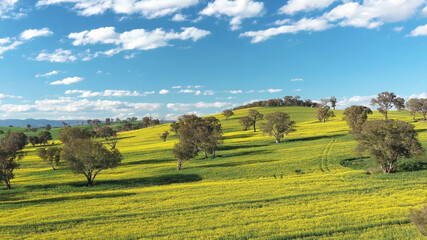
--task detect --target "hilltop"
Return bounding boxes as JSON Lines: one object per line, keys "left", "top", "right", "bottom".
{"left": 0, "top": 106, "right": 426, "bottom": 239}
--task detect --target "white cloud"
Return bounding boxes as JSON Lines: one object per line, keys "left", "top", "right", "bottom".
{"left": 203, "top": 90, "right": 214, "bottom": 95}
{"left": 172, "top": 13, "right": 187, "bottom": 21}
{"left": 336, "top": 95, "right": 376, "bottom": 109}
{"left": 291, "top": 78, "right": 304, "bottom": 82}
{"left": 167, "top": 102, "right": 231, "bottom": 111}
{"left": 258, "top": 89, "right": 283, "bottom": 93}
{"left": 65, "top": 89, "right": 142, "bottom": 97}
{"left": 0, "top": 38, "right": 22, "bottom": 56}
{"left": 172, "top": 85, "right": 182, "bottom": 89}
{"left": 279, "top": 0, "right": 337, "bottom": 15}
{"left": 35, "top": 49, "right": 77, "bottom": 62}
{"left": 423, "top": 6, "right": 427, "bottom": 15}
{"left": 200, "top": 0, "right": 265, "bottom": 30}
{"left": 0, "top": 98, "right": 162, "bottom": 119}
{"left": 0, "top": 0, "right": 19, "bottom": 18}
{"left": 0, "top": 93, "right": 22, "bottom": 100}
{"left": 179, "top": 89, "right": 196, "bottom": 93}
{"left": 36, "top": 0, "right": 199, "bottom": 18}
{"left": 408, "top": 24, "right": 427, "bottom": 36}
{"left": 274, "top": 19, "right": 291, "bottom": 26}
{"left": 159, "top": 89, "right": 169, "bottom": 94}
{"left": 393, "top": 26, "right": 404, "bottom": 32}
{"left": 20, "top": 28, "right": 53, "bottom": 40}
{"left": 324, "top": 0, "right": 425, "bottom": 29}
{"left": 292, "top": 89, "right": 302, "bottom": 92}
{"left": 35, "top": 70, "right": 59, "bottom": 78}
{"left": 228, "top": 90, "right": 243, "bottom": 94}
{"left": 50, "top": 76, "right": 83, "bottom": 85}
{"left": 144, "top": 91, "right": 155, "bottom": 95}
{"left": 68, "top": 26, "right": 210, "bottom": 57}
{"left": 240, "top": 17, "right": 332, "bottom": 43}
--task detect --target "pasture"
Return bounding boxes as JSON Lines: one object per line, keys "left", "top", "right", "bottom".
{"left": 0, "top": 107, "right": 426, "bottom": 239}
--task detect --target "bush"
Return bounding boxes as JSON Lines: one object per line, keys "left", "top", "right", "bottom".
{"left": 397, "top": 159, "right": 423, "bottom": 172}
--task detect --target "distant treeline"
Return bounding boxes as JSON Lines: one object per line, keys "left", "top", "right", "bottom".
{"left": 234, "top": 96, "right": 319, "bottom": 110}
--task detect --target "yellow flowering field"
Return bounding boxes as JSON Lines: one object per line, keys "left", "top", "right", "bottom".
{"left": 0, "top": 107, "right": 426, "bottom": 239}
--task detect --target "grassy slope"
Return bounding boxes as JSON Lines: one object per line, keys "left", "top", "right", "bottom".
{"left": 0, "top": 107, "right": 426, "bottom": 239}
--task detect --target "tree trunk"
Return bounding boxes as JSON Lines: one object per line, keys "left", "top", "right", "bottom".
{"left": 384, "top": 111, "right": 388, "bottom": 120}
{"left": 275, "top": 137, "right": 280, "bottom": 143}
{"left": 212, "top": 150, "right": 216, "bottom": 158}
{"left": 5, "top": 179, "right": 11, "bottom": 189}
{"left": 204, "top": 151, "right": 208, "bottom": 159}
{"left": 323, "top": 118, "right": 326, "bottom": 123}
{"left": 177, "top": 160, "right": 184, "bottom": 170}
{"left": 86, "top": 174, "right": 94, "bottom": 187}
{"left": 253, "top": 122, "right": 256, "bottom": 132}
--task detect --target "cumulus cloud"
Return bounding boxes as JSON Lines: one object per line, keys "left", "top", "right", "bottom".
{"left": 65, "top": 89, "right": 142, "bottom": 97}
{"left": 393, "top": 26, "right": 404, "bottom": 32}
{"left": 279, "top": 0, "right": 337, "bottom": 15}
{"left": 0, "top": 38, "right": 22, "bottom": 56}
{"left": 240, "top": 17, "right": 332, "bottom": 43}
{"left": 258, "top": 89, "right": 283, "bottom": 93}
{"left": 50, "top": 77, "right": 83, "bottom": 85}
{"left": 324, "top": 0, "right": 425, "bottom": 29}
{"left": 68, "top": 26, "right": 210, "bottom": 57}
{"left": 36, "top": 0, "right": 199, "bottom": 18}
{"left": 336, "top": 95, "right": 376, "bottom": 109}
{"left": 159, "top": 89, "right": 169, "bottom": 94}
{"left": 35, "top": 49, "right": 77, "bottom": 62}
{"left": 172, "top": 85, "right": 182, "bottom": 89}
{"left": 172, "top": 13, "right": 187, "bottom": 21}
{"left": 0, "top": 97, "right": 162, "bottom": 119}
{"left": 35, "top": 70, "right": 59, "bottom": 78}
{"left": 200, "top": 0, "right": 265, "bottom": 30}
{"left": 0, "top": 0, "right": 19, "bottom": 18}
{"left": 167, "top": 102, "right": 231, "bottom": 111}
{"left": 408, "top": 24, "right": 427, "bottom": 36}
{"left": 20, "top": 28, "right": 53, "bottom": 40}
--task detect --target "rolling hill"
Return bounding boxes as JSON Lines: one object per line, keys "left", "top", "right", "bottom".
{"left": 0, "top": 106, "right": 426, "bottom": 239}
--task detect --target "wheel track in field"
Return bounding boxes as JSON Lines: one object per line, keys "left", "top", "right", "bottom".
{"left": 320, "top": 138, "right": 335, "bottom": 172}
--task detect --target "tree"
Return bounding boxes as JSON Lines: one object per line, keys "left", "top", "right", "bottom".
{"left": 406, "top": 98, "right": 422, "bottom": 120}
{"left": 371, "top": 91, "right": 401, "bottom": 120}
{"left": 160, "top": 131, "right": 169, "bottom": 142}
{"left": 329, "top": 96, "right": 337, "bottom": 110}
{"left": 172, "top": 115, "right": 223, "bottom": 169}
{"left": 142, "top": 117, "right": 151, "bottom": 128}
{"left": 29, "top": 136, "right": 40, "bottom": 146}
{"left": 105, "top": 118, "right": 111, "bottom": 125}
{"left": 410, "top": 206, "right": 427, "bottom": 236}
{"left": 170, "top": 122, "right": 180, "bottom": 136}
{"left": 239, "top": 116, "right": 253, "bottom": 131}
{"left": 356, "top": 120, "right": 424, "bottom": 173}
{"left": 0, "top": 132, "right": 27, "bottom": 189}
{"left": 173, "top": 141, "right": 198, "bottom": 170}
{"left": 343, "top": 106, "right": 373, "bottom": 134}
{"left": 248, "top": 109, "right": 263, "bottom": 132}
{"left": 262, "top": 112, "right": 296, "bottom": 143}
{"left": 38, "top": 131, "right": 52, "bottom": 145}
{"left": 317, "top": 99, "right": 335, "bottom": 123}
{"left": 59, "top": 127, "right": 93, "bottom": 145}
{"left": 62, "top": 139, "right": 122, "bottom": 186}
{"left": 95, "top": 126, "right": 118, "bottom": 149}
{"left": 37, "top": 147, "right": 62, "bottom": 170}
{"left": 420, "top": 98, "right": 427, "bottom": 121}
{"left": 46, "top": 124, "right": 52, "bottom": 131}
{"left": 222, "top": 109, "right": 234, "bottom": 120}
{"left": 394, "top": 97, "right": 405, "bottom": 111}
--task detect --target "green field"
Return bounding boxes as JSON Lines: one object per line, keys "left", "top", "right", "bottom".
{"left": 0, "top": 107, "right": 426, "bottom": 239}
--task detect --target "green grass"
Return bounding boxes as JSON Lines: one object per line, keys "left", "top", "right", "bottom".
{"left": 0, "top": 107, "right": 426, "bottom": 239}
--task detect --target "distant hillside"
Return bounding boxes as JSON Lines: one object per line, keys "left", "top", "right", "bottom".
{"left": 0, "top": 119, "right": 84, "bottom": 128}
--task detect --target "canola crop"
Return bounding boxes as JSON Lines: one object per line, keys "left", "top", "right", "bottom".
{"left": 0, "top": 107, "right": 426, "bottom": 239}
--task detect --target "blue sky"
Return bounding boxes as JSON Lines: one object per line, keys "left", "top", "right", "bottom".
{"left": 0, "top": 0, "right": 426, "bottom": 120}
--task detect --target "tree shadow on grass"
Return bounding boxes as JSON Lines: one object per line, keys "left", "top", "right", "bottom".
{"left": 198, "top": 159, "right": 278, "bottom": 168}
{"left": 287, "top": 134, "right": 346, "bottom": 143}
{"left": 216, "top": 149, "right": 269, "bottom": 158}
{"left": 218, "top": 143, "right": 271, "bottom": 151}
{"left": 23, "top": 174, "right": 202, "bottom": 191}
{"left": 121, "top": 158, "right": 174, "bottom": 166}
{"left": 0, "top": 192, "right": 137, "bottom": 206}
{"left": 223, "top": 132, "right": 255, "bottom": 140}
{"left": 116, "top": 135, "right": 136, "bottom": 141}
